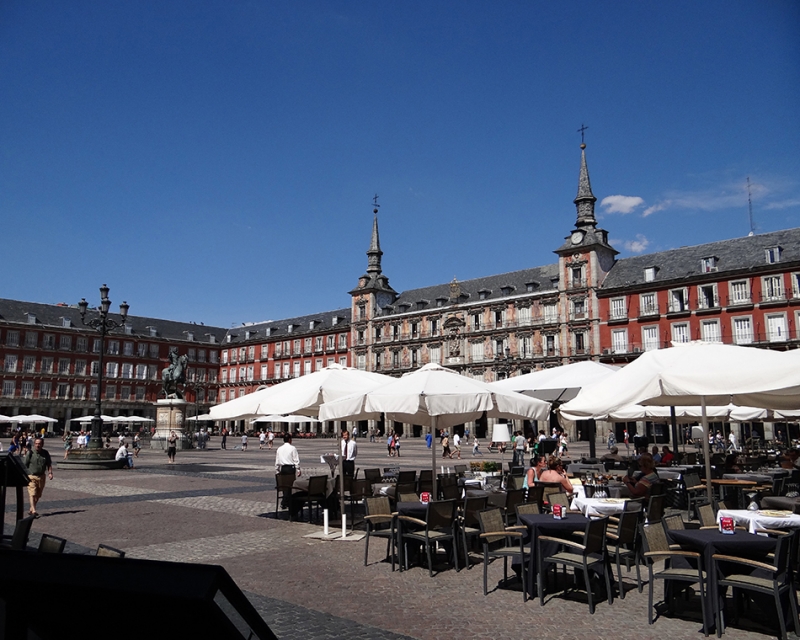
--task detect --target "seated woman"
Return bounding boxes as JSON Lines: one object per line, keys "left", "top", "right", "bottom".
{"left": 537, "top": 456, "right": 574, "bottom": 494}
{"left": 115, "top": 443, "right": 133, "bottom": 468}
{"left": 621, "top": 453, "right": 659, "bottom": 498}
{"left": 523, "top": 455, "right": 547, "bottom": 489}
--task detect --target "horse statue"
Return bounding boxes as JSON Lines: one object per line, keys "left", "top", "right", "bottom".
{"left": 162, "top": 348, "right": 188, "bottom": 399}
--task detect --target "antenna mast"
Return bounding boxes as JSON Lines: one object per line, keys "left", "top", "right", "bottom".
{"left": 746, "top": 177, "right": 755, "bottom": 236}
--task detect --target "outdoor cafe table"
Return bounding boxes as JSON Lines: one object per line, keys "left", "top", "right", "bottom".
{"left": 716, "top": 508, "right": 800, "bottom": 534}
{"left": 723, "top": 473, "right": 773, "bottom": 484}
{"left": 710, "top": 478, "right": 757, "bottom": 506}
{"left": 570, "top": 497, "right": 628, "bottom": 518}
{"left": 667, "top": 528, "right": 777, "bottom": 630}
{"left": 518, "top": 512, "right": 591, "bottom": 599}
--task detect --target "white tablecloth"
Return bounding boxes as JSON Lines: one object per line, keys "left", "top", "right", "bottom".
{"left": 717, "top": 508, "right": 800, "bottom": 534}
{"left": 570, "top": 497, "right": 629, "bottom": 517}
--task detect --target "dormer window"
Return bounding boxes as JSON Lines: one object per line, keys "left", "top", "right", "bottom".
{"left": 525, "top": 281, "right": 538, "bottom": 293}
{"left": 399, "top": 303, "right": 411, "bottom": 312}
{"left": 478, "top": 289, "right": 491, "bottom": 300}
{"left": 61, "top": 317, "right": 72, "bottom": 328}
{"left": 766, "top": 247, "right": 781, "bottom": 264}
{"left": 124, "top": 324, "right": 133, "bottom": 335}
{"left": 500, "top": 286, "right": 514, "bottom": 296}
{"left": 148, "top": 326, "right": 158, "bottom": 337}
{"left": 225, "top": 334, "right": 233, "bottom": 344}
{"left": 416, "top": 300, "right": 428, "bottom": 310}
{"left": 435, "top": 297, "right": 447, "bottom": 308}
{"left": 27, "top": 313, "right": 37, "bottom": 324}
{"left": 207, "top": 334, "right": 217, "bottom": 344}
{"left": 287, "top": 324, "right": 295, "bottom": 333}
{"left": 644, "top": 266, "right": 656, "bottom": 283}
{"left": 701, "top": 256, "right": 717, "bottom": 273}
{"left": 186, "top": 332, "right": 194, "bottom": 342}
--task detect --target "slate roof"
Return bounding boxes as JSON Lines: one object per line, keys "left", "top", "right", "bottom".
{"left": 223, "top": 308, "right": 352, "bottom": 344}
{"left": 380, "top": 263, "right": 560, "bottom": 317}
{"left": 0, "top": 298, "right": 227, "bottom": 344}
{"left": 602, "top": 228, "right": 800, "bottom": 291}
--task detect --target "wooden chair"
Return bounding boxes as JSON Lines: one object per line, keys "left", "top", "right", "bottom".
{"left": 363, "top": 496, "right": 397, "bottom": 568}
{"left": 640, "top": 523, "right": 707, "bottom": 636}
{"left": 38, "top": 534, "right": 66, "bottom": 554}
{"left": 539, "top": 516, "right": 613, "bottom": 614}
{"left": 476, "top": 507, "right": 528, "bottom": 601}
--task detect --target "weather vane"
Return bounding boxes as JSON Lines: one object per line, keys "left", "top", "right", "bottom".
{"left": 577, "top": 123, "right": 588, "bottom": 145}
{"left": 373, "top": 193, "right": 380, "bottom": 214}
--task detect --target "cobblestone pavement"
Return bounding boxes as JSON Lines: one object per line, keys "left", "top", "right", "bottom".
{"left": 1, "top": 437, "right": 788, "bottom": 639}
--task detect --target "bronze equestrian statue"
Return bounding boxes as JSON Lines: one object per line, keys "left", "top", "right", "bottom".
{"left": 162, "top": 348, "right": 188, "bottom": 399}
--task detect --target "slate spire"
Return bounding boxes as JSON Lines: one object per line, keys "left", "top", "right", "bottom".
{"left": 574, "top": 143, "right": 598, "bottom": 228}
{"left": 366, "top": 210, "right": 382, "bottom": 275}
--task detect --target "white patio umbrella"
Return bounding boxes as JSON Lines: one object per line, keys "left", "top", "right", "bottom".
{"left": 560, "top": 342, "right": 800, "bottom": 494}
{"left": 69, "top": 415, "right": 117, "bottom": 423}
{"left": 320, "top": 363, "right": 551, "bottom": 498}
{"left": 490, "top": 361, "right": 620, "bottom": 402}
{"left": 11, "top": 414, "right": 58, "bottom": 423}
{"left": 0, "top": 415, "right": 15, "bottom": 422}
{"left": 251, "top": 415, "right": 320, "bottom": 424}
{"left": 186, "top": 414, "right": 214, "bottom": 422}
{"left": 209, "top": 363, "right": 392, "bottom": 526}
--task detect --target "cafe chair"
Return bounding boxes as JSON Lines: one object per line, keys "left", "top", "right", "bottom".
{"left": 504, "top": 489, "right": 526, "bottom": 526}
{"left": 363, "top": 468, "right": 382, "bottom": 488}
{"left": 363, "top": 496, "right": 397, "bottom": 569}
{"left": 526, "top": 484, "right": 545, "bottom": 511}
{"left": 476, "top": 507, "right": 528, "bottom": 602}
{"left": 397, "top": 492, "right": 420, "bottom": 503}
{"left": 646, "top": 494, "right": 666, "bottom": 525}
{"left": 713, "top": 530, "right": 799, "bottom": 640}
{"left": 683, "top": 472, "right": 709, "bottom": 520}
{"left": 417, "top": 469, "right": 433, "bottom": 495}
{"left": 538, "top": 516, "right": 613, "bottom": 614}
{"left": 37, "top": 534, "right": 67, "bottom": 554}
{"left": 515, "top": 502, "right": 541, "bottom": 520}
{"left": 293, "top": 475, "right": 329, "bottom": 523}
{"left": 275, "top": 473, "right": 298, "bottom": 520}
{"left": 0, "top": 515, "right": 35, "bottom": 551}
{"left": 697, "top": 503, "right": 717, "bottom": 528}
{"left": 641, "top": 523, "right": 708, "bottom": 636}
{"left": 663, "top": 515, "right": 686, "bottom": 531}
{"left": 397, "top": 470, "right": 417, "bottom": 485}
{"left": 606, "top": 508, "right": 642, "bottom": 598}
{"left": 458, "top": 496, "right": 488, "bottom": 570}
{"left": 398, "top": 499, "right": 458, "bottom": 577}
{"left": 347, "top": 478, "right": 370, "bottom": 529}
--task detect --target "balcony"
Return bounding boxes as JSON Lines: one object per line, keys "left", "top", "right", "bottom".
{"left": 759, "top": 291, "right": 786, "bottom": 306}
{"left": 638, "top": 304, "right": 660, "bottom": 319}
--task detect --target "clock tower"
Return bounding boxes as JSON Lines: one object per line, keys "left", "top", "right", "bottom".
{"left": 554, "top": 143, "right": 618, "bottom": 360}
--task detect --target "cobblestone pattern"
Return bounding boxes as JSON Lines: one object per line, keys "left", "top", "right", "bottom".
{"left": 149, "top": 495, "right": 276, "bottom": 519}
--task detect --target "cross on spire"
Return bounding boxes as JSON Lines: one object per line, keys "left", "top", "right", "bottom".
{"left": 577, "top": 123, "right": 588, "bottom": 145}
{"left": 372, "top": 194, "right": 380, "bottom": 210}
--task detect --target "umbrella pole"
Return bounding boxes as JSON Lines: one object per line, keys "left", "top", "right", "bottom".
{"left": 336, "top": 422, "right": 346, "bottom": 533}
{"left": 669, "top": 407, "right": 679, "bottom": 458}
{"left": 701, "top": 398, "right": 713, "bottom": 498}
{"left": 431, "top": 416, "right": 438, "bottom": 501}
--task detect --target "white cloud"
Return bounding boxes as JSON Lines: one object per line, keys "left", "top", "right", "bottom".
{"left": 764, "top": 198, "right": 800, "bottom": 210}
{"left": 613, "top": 234, "right": 650, "bottom": 254}
{"left": 643, "top": 200, "right": 670, "bottom": 217}
{"left": 600, "top": 195, "right": 644, "bottom": 214}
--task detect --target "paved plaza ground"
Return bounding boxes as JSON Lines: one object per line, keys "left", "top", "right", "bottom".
{"left": 2, "top": 435, "right": 789, "bottom": 639}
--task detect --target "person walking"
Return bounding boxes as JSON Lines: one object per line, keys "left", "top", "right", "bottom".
{"left": 259, "top": 431, "right": 266, "bottom": 450}
{"left": 241, "top": 432, "right": 248, "bottom": 451}
{"left": 267, "top": 430, "right": 275, "bottom": 449}
{"left": 221, "top": 427, "right": 228, "bottom": 450}
{"left": 472, "top": 435, "right": 482, "bottom": 456}
{"left": 133, "top": 433, "right": 141, "bottom": 458}
{"left": 62, "top": 431, "right": 73, "bottom": 460}
{"left": 442, "top": 434, "right": 451, "bottom": 459}
{"left": 452, "top": 432, "right": 462, "bottom": 460}
{"left": 24, "top": 437, "right": 53, "bottom": 518}
{"left": 167, "top": 431, "right": 178, "bottom": 463}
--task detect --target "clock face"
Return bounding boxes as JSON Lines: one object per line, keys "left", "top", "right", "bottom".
{"left": 571, "top": 231, "right": 584, "bottom": 245}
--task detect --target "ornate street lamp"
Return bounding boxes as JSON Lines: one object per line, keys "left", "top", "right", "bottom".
{"left": 78, "top": 284, "right": 129, "bottom": 451}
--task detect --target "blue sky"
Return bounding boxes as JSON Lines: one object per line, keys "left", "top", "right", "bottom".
{"left": 2, "top": 1, "right": 798, "bottom": 328}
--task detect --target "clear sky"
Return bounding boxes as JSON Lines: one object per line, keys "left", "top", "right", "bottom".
{"left": 1, "top": 1, "right": 798, "bottom": 328}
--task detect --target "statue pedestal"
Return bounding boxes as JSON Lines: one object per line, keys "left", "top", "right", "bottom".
{"left": 151, "top": 399, "right": 192, "bottom": 450}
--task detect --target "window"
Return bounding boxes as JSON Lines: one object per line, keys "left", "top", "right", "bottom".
{"left": 76, "top": 336, "right": 88, "bottom": 352}
{"left": 357, "top": 330, "right": 365, "bottom": 345}
{"left": 315, "top": 336, "right": 323, "bottom": 351}
{"left": 493, "top": 339, "right": 506, "bottom": 357}
{"left": 572, "top": 298, "right": 585, "bottom": 319}
{"left": 545, "top": 334, "right": 558, "bottom": 356}
{"left": 89, "top": 384, "right": 98, "bottom": 400}
{"left": 228, "top": 369, "right": 235, "bottom": 383}
{"left": 105, "top": 384, "right": 116, "bottom": 400}
{"left": 669, "top": 288, "right": 688, "bottom": 313}
{"left": 293, "top": 361, "right": 301, "bottom": 377}
{"left": 75, "top": 359, "right": 87, "bottom": 376}
{"left": 574, "top": 332, "right": 586, "bottom": 354}
{"left": 208, "top": 369, "right": 217, "bottom": 382}
{"left": 123, "top": 341, "right": 134, "bottom": 356}
{"left": 209, "top": 351, "right": 218, "bottom": 364}
{"left": 2, "top": 380, "right": 15, "bottom": 397}
{"left": 105, "top": 362, "right": 118, "bottom": 378}
{"left": 198, "top": 349, "right": 206, "bottom": 363}
{"left": 640, "top": 293, "right": 658, "bottom": 316}
{"left": 494, "top": 311, "right": 504, "bottom": 328}
{"left": 5, "top": 354, "right": 19, "bottom": 372}
{"left": 25, "top": 332, "right": 37, "bottom": 348}
{"left": 571, "top": 266, "right": 585, "bottom": 288}
{"left": 21, "top": 382, "right": 34, "bottom": 399}
{"left": 472, "top": 314, "right": 482, "bottom": 331}
{"left": 644, "top": 267, "right": 656, "bottom": 282}
{"left": 338, "top": 334, "right": 347, "bottom": 349}
{"left": 517, "top": 306, "right": 531, "bottom": 326}
{"left": 792, "top": 274, "right": 800, "bottom": 299}
{"left": 610, "top": 297, "right": 626, "bottom": 320}
{"left": 5, "top": 330, "right": 19, "bottom": 347}
{"left": 23, "top": 356, "right": 36, "bottom": 373}
{"left": 766, "top": 314, "right": 787, "bottom": 342}
{"left": 58, "top": 358, "right": 70, "bottom": 374}
{"left": 315, "top": 359, "right": 322, "bottom": 371}
{"left": 729, "top": 280, "right": 750, "bottom": 305}
{"left": 519, "top": 335, "right": 531, "bottom": 358}
{"left": 642, "top": 326, "right": 660, "bottom": 351}
{"left": 698, "top": 284, "right": 718, "bottom": 309}
{"left": 219, "top": 389, "right": 227, "bottom": 403}
{"left": 247, "top": 365, "right": 254, "bottom": 381}
{"left": 74, "top": 384, "right": 86, "bottom": 400}
{"left": 671, "top": 323, "right": 690, "bottom": 343}
{"left": 41, "top": 357, "right": 53, "bottom": 373}
{"left": 700, "top": 320, "right": 721, "bottom": 343}
{"left": 59, "top": 335, "right": 72, "bottom": 350}
{"left": 471, "top": 341, "right": 484, "bottom": 363}
{"left": 107, "top": 340, "right": 120, "bottom": 355}
{"left": 429, "top": 346, "right": 441, "bottom": 364}
{"left": 374, "top": 351, "right": 383, "bottom": 369}
{"left": 356, "top": 354, "right": 366, "bottom": 370}
{"left": 282, "top": 363, "right": 289, "bottom": 378}
{"left": 57, "top": 383, "right": 69, "bottom": 399}
{"left": 135, "top": 387, "right": 145, "bottom": 401}
{"left": 411, "top": 348, "right": 418, "bottom": 366}
{"left": 293, "top": 340, "right": 301, "bottom": 355}
{"left": 411, "top": 322, "right": 419, "bottom": 337}
{"left": 120, "top": 386, "right": 131, "bottom": 400}
{"left": 39, "top": 381, "right": 51, "bottom": 398}
{"left": 137, "top": 342, "right": 147, "bottom": 357}
{"left": 260, "top": 364, "right": 268, "bottom": 380}
{"left": 765, "top": 247, "right": 781, "bottom": 264}
{"left": 732, "top": 317, "right": 753, "bottom": 345}
{"left": 189, "top": 348, "right": 197, "bottom": 362}
{"left": 339, "top": 356, "right": 346, "bottom": 366}
{"left": 611, "top": 330, "right": 628, "bottom": 354}
{"left": 762, "top": 275, "right": 783, "bottom": 301}
{"left": 207, "top": 389, "right": 217, "bottom": 403}
{"left": 92, "top": 339, "right": 101, "bottom": 353}
{"left": 135, "top": 364, "right": 146, "bottom": 379}
{"left": 148, "top": 365, "right": 158, "bottom": 379}
{"left": 304, "top": 339, "right": 312, "bottom": 354}
{"left": 121, "top": 363, "right": 133, "bottom": 379}
{"left": 429, "top": 318, "right": 439, "bottom": 335}
{"left": 149, "top": 344, "right": 159, "bottom": 358}
{"left": 543, "top": 303, "right": 557, "bottom": 324}
{"left": 479, "top": 290, "right": 488, "bottom": 300}
{"left": 90, "top": 361, "right": 100, "bottom": 376}
{"left": 701, "top": 257, "right": 717, "bottom": 272}
{"left": 222, "top": 349, "right": 229, "bottom": 364}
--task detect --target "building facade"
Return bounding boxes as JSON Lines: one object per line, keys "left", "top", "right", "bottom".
{"left": 2, "top": 143, "right": 798, "bottom": 436}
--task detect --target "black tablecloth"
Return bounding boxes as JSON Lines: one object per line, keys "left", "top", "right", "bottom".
{"left": 667, "top": 528, "right": 777, "bottom": 628}
{"left": 761, "top": 496, "right": 799, "bottom": 511}
{"left": 518, "top": 512, "right": 590, "bottom": 598}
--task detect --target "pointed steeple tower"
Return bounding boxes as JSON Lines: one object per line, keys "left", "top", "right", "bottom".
{"left": 350, "top": 196, "right": 397, "bottom": 314}
{"left": 574, "top": 143, "right": 598, "bottom": 229}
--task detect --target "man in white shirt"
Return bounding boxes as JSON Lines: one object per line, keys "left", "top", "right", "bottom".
{"left": 513, "top": 431, "right": 526, "bottom": 466}
{"left": 115, "top": 443, "right": 132, "bottom": 468}
{"left": 341, "top": 429, "right": 357, "bottom": 477}
{"left": 259, "top": 431, "right": 266, "bottom": 450}
{"left": 275, "top": 434, "right": 301, "bottom": 476}
{"left": 452, "top": 433, "right": 462, "bottom": 460}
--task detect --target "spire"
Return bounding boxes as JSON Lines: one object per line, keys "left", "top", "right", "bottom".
{"left": 366, "top": 196, "right": 383, "bottom": 274}
{"left": 574, "top": 143, "right": 597, "bottom": 228}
